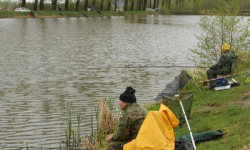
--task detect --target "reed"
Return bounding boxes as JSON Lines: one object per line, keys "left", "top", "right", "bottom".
{"left": 63, "top": 102, "right": 83, "bottom": 149}
{"left": 81, "top": 97, "right": 118, "bottom": 149}
{"left": 65, "top": 102, "right": 72, "bottom": 148}
{"left": 26, "top": 142, "right": 29, "bottom": 150}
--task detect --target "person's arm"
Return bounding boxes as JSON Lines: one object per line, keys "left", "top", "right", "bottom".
{"left": 105, "top": 134, "right": 113, "bottom": 143}
{"left": 111, "top": 115, "right": 130, "bottom": 142}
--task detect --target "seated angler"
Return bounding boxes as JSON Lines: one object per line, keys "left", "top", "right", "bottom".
{"left": 105, "top": 86, "right": 148, "bottom": 150}
{"left": 206, "top": 43, "right": 237, "bottom": 89}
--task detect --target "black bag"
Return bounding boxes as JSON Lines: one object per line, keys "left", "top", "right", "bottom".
{"left": 175, "top": 130, "right": 226, "bottom": 150}
{"left": 175, "top": 140, "right": 193, "bottom": 150}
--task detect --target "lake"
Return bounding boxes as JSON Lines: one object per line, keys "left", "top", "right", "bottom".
{"left": 0, "top": 15, "right": 201, "bottom": 149}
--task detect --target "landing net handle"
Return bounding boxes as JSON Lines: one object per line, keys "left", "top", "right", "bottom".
{"left": 163, "top": 93, "right": 196, "bottom": 150}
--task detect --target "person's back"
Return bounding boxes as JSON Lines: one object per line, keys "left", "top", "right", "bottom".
{"left": 106, "top": 87, "right": 148, "bottom": 150}
{"left": 211, "top": 50, "right": 237, "bottom": 74}
{"left": 112, "top": 102, "right": 148, "bottom": 142}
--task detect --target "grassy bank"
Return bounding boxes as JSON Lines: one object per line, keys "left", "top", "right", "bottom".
{"left": 70, "top": 59, "right": 250, "bottom": 149}
{"left": 180, "top": 78, "right": 250, "bottom": 149}
{"left": 24, "top": 55, "right": 250, "bottom": 149}
{"left": 87, "top": 53, "right": 250, "bottom": 150}
{"left": 0, "top": 11, "right": 160, "bottom": 18}
{"left": 173, "top": 55, "right": 250, "bottom": 149}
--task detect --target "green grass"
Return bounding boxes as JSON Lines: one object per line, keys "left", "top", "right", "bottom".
{"left": 80, "top": 58, "right": 250, "bottom": 150}
{"left": 0, "top": 10, "right": 160, "bottom": 18}
{"left": 145, "top": 52, "right": 250, "bottom": 149}
{"left": 25, "top": 59, "right": 250, "bottom": 149}
{"left": 171, "top": 61, "right": 250, "bottom": 150}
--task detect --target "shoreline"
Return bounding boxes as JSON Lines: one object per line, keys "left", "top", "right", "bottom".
{"left": 0, "top": 11, "right": 161, "bottom": 19}
{"left": 1, "top": 11, "right": 249, "bottom": 19}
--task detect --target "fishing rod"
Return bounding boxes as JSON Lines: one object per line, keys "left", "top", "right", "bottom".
{"left": 195, "top": 70, "right": 250, "bottom": 84}
{"left": 81, "top": 65, "right": 208, "bottom": 70}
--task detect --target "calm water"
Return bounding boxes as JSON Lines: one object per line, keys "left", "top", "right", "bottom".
{"left": 0, "top": 15, "right": 201, "bottom": 149}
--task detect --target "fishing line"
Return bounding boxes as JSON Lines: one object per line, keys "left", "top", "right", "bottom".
{"left": 80, "top": 65, "right": 207, "bottom": 70}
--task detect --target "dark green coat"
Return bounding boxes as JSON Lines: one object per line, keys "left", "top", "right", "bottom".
{"left": 207, "top": 50, "right": 237, "bottom": 86}
{"left": 107, "top": 103, "right": 148, "bottom": 150}
{"left": 210, "top": 50, "right": 237, "bottom": 73}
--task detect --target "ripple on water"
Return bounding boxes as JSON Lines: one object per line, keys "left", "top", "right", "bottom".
{"left": 0, "top": 15, "right": 202, "bottom": 149}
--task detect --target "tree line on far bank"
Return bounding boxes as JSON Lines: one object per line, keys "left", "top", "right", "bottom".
{"left": 3, "top": 0, "right": 249, "bottom": 14}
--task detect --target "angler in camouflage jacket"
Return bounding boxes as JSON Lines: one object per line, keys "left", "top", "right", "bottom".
{"left": 106, "top": 87, "right": 148, "bottom": 150}
{"left": 206, "top": 43, "right": 237, "bottom": 89}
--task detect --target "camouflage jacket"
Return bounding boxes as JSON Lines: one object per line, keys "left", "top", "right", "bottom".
{"left": 111, "top": 103, "right": 148, "bottom": 143}
{"left": 210, "top": 50, "right": 237, "bottom": 72}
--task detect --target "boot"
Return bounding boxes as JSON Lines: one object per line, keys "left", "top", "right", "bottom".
{"left": 208, "top": 84, "right": 215, "bottom": 90}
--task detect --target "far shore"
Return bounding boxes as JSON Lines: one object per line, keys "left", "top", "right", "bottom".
{"left": 0, "top": 10, "right": 161, "bottom": 19}
{"left": 1, "top": 9, "right": 249, "bottom": 19}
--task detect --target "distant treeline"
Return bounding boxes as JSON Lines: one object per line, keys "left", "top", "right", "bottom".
{"left": 1, "top": 0, "right": 250, "bottom": 14}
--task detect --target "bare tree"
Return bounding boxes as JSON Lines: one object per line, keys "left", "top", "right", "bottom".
{"left": 21, "top": 0, "right": 26, "bottom": 7}
{"left": 162, "top": 0, "right": 165, "bottom": 7}
{"left": 52, "top": 0, "right": 57, "bottom": 11}
{"left": 84, "top": 0, "right": 89, "bottom": 11}
{"left": 143, "top": 0, "right": 147, "bottom": 10}
{"left": 166, "top": 0, "right": 171, "bottom": 9}
{"left": 114, "top": 0, "right": 117, "bottom": 11}
{"left": 137, "top": 0, "right": 142, "bottom": 10}
{"left": 107, "top": 0, "right": 111, "bottom": 11}
{"left": 156, "top": 0, "right": 159, "bottom": 8}
{"left": 124, "top": 0, "right": 128, "bottom": 11}
{"left": 130, "top": 0, "right": 135, "bottom": 11}
{"left": 34, "top": 0, "right": 38, "bottom": 10}
{"left": 75, "top": 0, "right": 80, "bottom": 11}
{"left": 153, "top": 0, "right": 156, "bottom": 8}
{"left": 65, "top": 0, "right": 69, "bottom": 11}
{"left": 176, "top": 0, "right": 184, "bottom": 7}
{"left": 92, "top": 0, "right": 96, "bottom": 10}
{"left": 40, "top": 0, "right": 44, "bottom": 10}
{"left": 100, "top": 0, "right": 104, "bottom": 11}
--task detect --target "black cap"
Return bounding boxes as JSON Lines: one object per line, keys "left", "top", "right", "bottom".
{"left": 119, "top": 86, "right": 137, "bottom": 103}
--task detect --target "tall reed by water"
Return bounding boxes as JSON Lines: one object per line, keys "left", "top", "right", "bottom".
{"left": 81, "top": 97, "right": 118, "bottom": 149}
{"left": 63, "top": 102, "right": 82, "bottom": 149}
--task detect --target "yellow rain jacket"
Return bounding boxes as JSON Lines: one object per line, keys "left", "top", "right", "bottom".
{"left": 123, "top": 104, "right": 179, "bottom": 150}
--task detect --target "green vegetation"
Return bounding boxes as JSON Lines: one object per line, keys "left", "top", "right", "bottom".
{"left": 176, "top": 50, "right": 250, "bottom": 149}
{"left": 0, "top": 10, "right": 159, "bottom": 18}
{"left": 62, "top": 56, "right": 250, "bottom": 149}
{"left": 1, "top": 0, "right": 250, "bottom": 16}
{"left": 189, "top": 0, "right": 250, "bottom": 67}
{"left": 24, "top": 54, "right": 250, "bottom": 149}
{"left": 3, "top": 1, "right": 249, "bottom": 149}
{"left": 59, "top": 99, "right": 118, "bottom": 149}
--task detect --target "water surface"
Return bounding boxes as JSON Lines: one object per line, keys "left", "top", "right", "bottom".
{"left": 0, "top": 15, "right": 201, "bottom": 149}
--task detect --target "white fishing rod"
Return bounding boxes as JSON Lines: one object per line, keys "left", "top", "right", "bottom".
{"left": 163, "top": 93, "right": 197, "bottom": 150}
{"left": 179, "top": 100, "right": 197, "bottom": 150}
{"left": 80, "top": 65, "right": 207, "bottom": 70}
